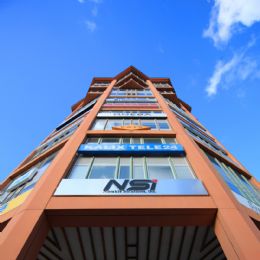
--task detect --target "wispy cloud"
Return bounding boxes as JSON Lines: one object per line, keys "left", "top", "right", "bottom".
{"left": 85, "top": 20, "right": 97, "bottom": 32}
{"left": 206, "top": 54, "right": 240, "bottom": 96}
{"left": 205, "top": 40, "right": 260, "bottom": 96}
{"left": 78, "top": 0, "right": 103, "bottom": 31}
{"left": 203, "top": 0, "right": 260, "bottom": 46}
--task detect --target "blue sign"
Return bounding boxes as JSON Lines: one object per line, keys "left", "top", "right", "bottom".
{"left": 78, "top": 143, "right": 185, "bottom": 156}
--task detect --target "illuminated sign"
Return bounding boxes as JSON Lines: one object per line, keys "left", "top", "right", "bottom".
{"left": 78, "top": 143, "right": 185, "bottom": 156}
{"left": 97, "top": 111, "right": 167, "bottom": 118}
{"left": 55, "top": 179, "right": 208, "bottom": 196}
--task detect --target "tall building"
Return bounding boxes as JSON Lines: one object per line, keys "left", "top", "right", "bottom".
{"left": 0, "top": 66, "right": 259, "bottom": 259}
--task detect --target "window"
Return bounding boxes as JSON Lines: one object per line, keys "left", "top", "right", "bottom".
{"left": 101, "top": 138, "right": 120, "bottom": 144}
{"left": 157, "top": 120, "right": 170, "bottom": 130}
{"left": 83, "top": 137, "right": 177, "bottom": 144}
{"left": 97, "top": 111, "right": 166, "bottom": 119}
{"left": 91, "top": 119, "right": 171, "bottom": 130}
{"left": 110, "top": 89, "right": 153, "bottom": 97}
{"left": 105, "top": 120, "right": 122, "bottom": 130}
{"left": 205, "top": 152, "right": 260, "bottom": 207}
{"left": 164, "top": 138, "right": 176, "bottom": 144}
{"left": 68, "top": 157, "right": 92, "bottom": 179}
{"left": 122, "top": 138, "right": 131, "bottom": 144}
{"left": 147, "top": 158, "right": 173, "bottom": 179}
{"left": 141, "top": 120, "right": 157, "bottom": 129}
{"left": 118, "top": 158, "right": 130, "bottom": 178}
{"left": 67, "top": 156, "right": 195, "bottom": 180}
{"left": 92, "top": 119, "right": 107, "bottom": 130}
{"left": 143, "top": 138, "right": 162, "bottom": 144}
{"left": 133, "top": 158, "right": 145, "bottom": 178}
{"left": 32, "top": 120, "right": 82, "bottom": 160}
{"left": 89, "top": 158, "right": 117, "bottom": 178}
{"left": 0, "top": 154, "right": 56, "bottom": 205}
{"left": 171, "top": 158, "right": 194, "bottom": 179}
{"left": 87, "top": 138, "right": 100, "bottom": 143}
{"left": 55, "top": 98, "right": 97, "bottom": 131}
{"left": 106, "top": 98, "right": 156, "bottom": 103}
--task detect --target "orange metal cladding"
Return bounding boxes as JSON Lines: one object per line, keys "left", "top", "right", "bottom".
{"left": 0, "top": 66, "right": 259, "bottom": 259}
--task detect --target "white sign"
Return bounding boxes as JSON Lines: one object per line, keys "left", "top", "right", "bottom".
{"left": 55, "top": 179, "right": 208, "bottom": 196}
{"left": 97, "top": 111, "right": 167, "bottom": 118}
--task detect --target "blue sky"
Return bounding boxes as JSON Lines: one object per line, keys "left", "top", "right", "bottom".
{"left": 0, "top": 0, "right": 260, "bottom": 182}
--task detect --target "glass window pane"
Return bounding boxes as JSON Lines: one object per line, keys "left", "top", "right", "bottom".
{"left": 133, "top": 158, "right": 144, "bottom": 178}
{"left": 105, "top": 120, "right": 123, "bottom": 130}
{"left": 69, "top": 165, "right": 89, "bottom": 179}
{"left": 87, "top": 138, "right": 99, "bottom": 143}
{"left": 92, "top": 119, "right": 106, "bottom": 130}
{"left": 143, "top": 138, "right": 162, "bottom": 144}
{"left": 147, "top": 158, "right": 173, "bottom": 179}
{"left": 132, "top": 138, "right": 141, "bottom": 144}
{"left": 68, "top": 157, "right": 92, "bottom": 179}
{"left": 123, "top": 120, "right": 131, "bottom": 126}
{"left": 141, "top": 120, "right": 157, "bottom": 129}
{"left": 123, "top": 138, "right": 131, "bottom": 144}
{"left": 89, "top": 158, "right": 116, "bottom": 179}
{"left": 171, "top": 157, "right": 187, "bottom": 165}
{"left": 119, "top": 158, "right": 130, "bottom": 179}
{"left": 101, "top": 138, "right": 120, "bottom": 143}
{"left": 132, "top": 119, "right": 140, "bottom": 125}
{"left": 164, "top": 138, "right": 176, "bottom": 144}
{"left": 158, "top": 120, "right": 170, "bottom": 130}
{"left": 31, "top": 160, "right": 52, "bottom": 183}
{"left": 174, "top": 166, "right": 193, "bottom": 179}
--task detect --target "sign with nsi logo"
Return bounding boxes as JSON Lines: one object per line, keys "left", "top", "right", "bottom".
{"left": 54, "top": 179, "right": 208, "bottom": 196}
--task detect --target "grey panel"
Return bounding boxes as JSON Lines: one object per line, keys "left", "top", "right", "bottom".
{"left": 168, "top": 226, "right": 184, "bottom": 260}
{"left": 65, "top": 227, "right": 84, "bottom": 260}
{"left": 103, "top": 227, "right": 116, "bottom": 260}
{"left": 115, "top": 227, "right": 126, "bottom": 260}
{"left": 91, "top": 227, "right": 105, "bottom": 260}
{"left": 40, "top": 246, "right": 61, "bottom": 260}
{"left": 148, "top": 227, "right": 161, "bottom": 260}
{"left": 138, "top": 227, "right": 149, "bottom": 260}
{"left": 179, "top": 226, "right": 196, "bottom": 260}
{"left": 38, "top": 225, "right": 226, "bottom": 260}
{"left": 79, "top": 227, "right": 95, "bottom": 260}
{"left": 189, "top": 226, "right": 208, "bottom": 259}
{"left": 157, "top": 226, "right": 172, "bottom": 260}
{"left": 127, "top": 227, "right": 137, "bottom": 245}
{"left": 52, "top": 227, "right": 72, "bottom": 260}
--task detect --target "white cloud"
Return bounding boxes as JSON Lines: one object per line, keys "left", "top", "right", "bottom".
{"left": 206, "top": 55, "right": 240, "bottom": 96}
{"left": 203, "top": 0, "right": 260, "bottom": 46}
{"left": 85, "top": 20, "right": 97, "bottom": 32}
{"left": 78, "top": 0, "right": 85, "bottom": 3}
{"left": 205, "top": 42, "right": 260, "bottom": 96}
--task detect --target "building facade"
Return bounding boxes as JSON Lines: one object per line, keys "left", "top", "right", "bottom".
{"left": 0, "top": 66, "right": 259, "bottom": 259}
